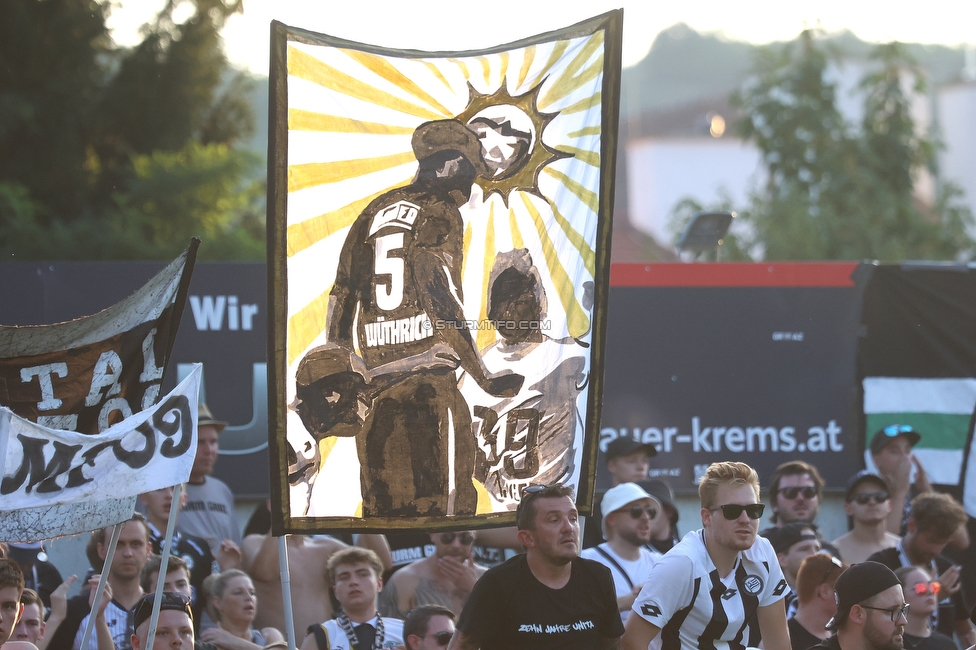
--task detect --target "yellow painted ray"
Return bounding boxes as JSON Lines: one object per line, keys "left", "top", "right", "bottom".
{"left": 540, "top": 54, "right": 604, "bottom": 110}
{"left": 421, "top": 60, "right": 454, "bottom": 91}
{"left": 555, "top": 145, "right": 600, "bottom": 168}
{"left": 289, "top": 46, "right": 443, "bottom": 120}
{"left": 289, "top": 109, "right": 415, "bottom": 135}
{"left": 474, "top": 479, "right": 492, "bottom": 514}
{"left": 342, "top": 49, "right": 454, "bottom": 118}
{"left": 499, "top": 52, "right": 510, "bottom": 87}
{"left": 560, "top": 92, "right": 601, "bottom": 115}
{"left": 287, "top": 181, "right": 408, "bottom": 256}
{"left": 545, "top": 196, "right": 596, "bottom": 276}
{"left": 543, "top": 167, "right": 599, "bottom": 214}
{"left": 288, "top": 287, "right": 331, "bottom": 365}
{"left": 317, "top": 436, "right": 339, "bottom": 481}
{"left": 568, "top": 125, "right": 601, "bottom": 138}
{"left": 476, "top": 205, "right": 497, "bottom": 351}
{"left": 462, "top": 220, "right": 473, "bottom": 284}
{"left": 476, "top": 56, "right": 492, "bottom": 85}
{"left": 288, "top": 152, "right": 415, "bottom": 193}
{"left": 540, "top": 32, "right": 604, "bottom": 108}
{"left": 518, "top": 193, "right": 590, "bottom": 338}
{"left": 448, "top": 57, "right": 471, "bottom": 80}
{"left": 529, "top": 40, "right": 569, "bottom": 91}
{"left": 509, "top": 206, "right": 525, "bottom": 248}
{"left": 517, "top": 45, "right": 537, "bottom": 89}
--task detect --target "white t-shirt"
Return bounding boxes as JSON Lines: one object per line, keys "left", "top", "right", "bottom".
{"left": 632, "top": 530, "right": 787, "bottom": 650}
{"left": 581, "top": 542, "right": 658, "bottom": 623}
{"left": 314, "top": 616, "right": 404, "bottom": 650}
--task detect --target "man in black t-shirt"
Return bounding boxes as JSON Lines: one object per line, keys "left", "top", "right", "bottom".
{"left": 867, "top": 492, "right": 973, "bottom": 645}
{"left": 450, "top": 484, "right": 623, "bottom": 649}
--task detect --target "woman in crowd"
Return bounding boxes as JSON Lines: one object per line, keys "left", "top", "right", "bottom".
{"left": 896, "top": 566, "right": 956, "bottom": 650}
{"left": 201, "top": 569, "right": 285, "bottom": 649}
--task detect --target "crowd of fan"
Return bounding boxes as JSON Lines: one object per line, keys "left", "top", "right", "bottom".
{"left": 1, "top": 411, "right": 975, "bottom": 650}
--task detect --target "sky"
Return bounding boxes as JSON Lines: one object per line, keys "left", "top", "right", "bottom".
{"left": 105, "top": 0, "right": 976, "bottom": 75}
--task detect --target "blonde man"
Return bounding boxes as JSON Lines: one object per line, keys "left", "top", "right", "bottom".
{"left": 623, "top": 461, "right": 791, "bottom": 650}
{"left": 302, "top": 548, "right": 403, "bottom": 650}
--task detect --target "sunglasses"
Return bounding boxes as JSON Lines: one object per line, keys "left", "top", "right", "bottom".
{"left": 883, "top": 424, "right": 916, "bottom": 437}
{"left": 624, "top": 505, "right": 658, "bottom": 520}
{"left": 440, "top": 532, "right": 475, "bottom": 546}
{"left": 516, "top": 484, "right": 554, "bottom": 525}
{"left": 710, "top": 503, "right": 765, "bottom": 520}
{"left": 779, "top": 486, "right": 817, "bottom": 500}
{"left": 852, "top": 491, "right": 890, "bottom": 505}
{"left": 422, "top": 631, "right": 454, "bottom": 646}
{"left": 912, "top": 581, "right": 940, "bottom": 596}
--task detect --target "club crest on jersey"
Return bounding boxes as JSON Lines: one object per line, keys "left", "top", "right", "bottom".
{"left": 743, "top": 574, "right": 764, "bottom": 595}
{"left": 369, "top": 201, "right": 420, "bottom": 236}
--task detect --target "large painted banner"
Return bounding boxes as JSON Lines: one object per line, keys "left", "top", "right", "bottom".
{"left": 0, "top": 243, "right": 197, "bottom": 539}
{"left": 268, "top": 12, "right": 622, "bottom": 531}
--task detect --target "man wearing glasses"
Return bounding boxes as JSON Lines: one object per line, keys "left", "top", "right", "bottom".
{"left": 762, "top": 461, "right": 841, "bottom": 559}
{"left": 380, "top": 531, "right": 487, "bottom": 619}
{"left": 449, "top": 484, "right": 623, "bottom": 649}
{"left": 404, "top": 605, "right": 456, "bottom": 650}
{"left": 831, "top": 471, "right": 901, "bottom": 564}
{"left": 581, "top": 483, "right": 661, "bottom": 623}
{"left": 622, "top": 461, "right": 790, "bottom": 650}
{"left": 810, "top": 561, "right": 908, "bottom": 650}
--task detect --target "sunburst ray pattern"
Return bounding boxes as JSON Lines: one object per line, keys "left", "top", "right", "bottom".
{"left": 272, "top": 13, "right": 620, "bottom": 526}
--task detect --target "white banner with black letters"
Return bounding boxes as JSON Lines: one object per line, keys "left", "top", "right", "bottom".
{"left": 0, "top": 365, "right": 200, "bottom": 513}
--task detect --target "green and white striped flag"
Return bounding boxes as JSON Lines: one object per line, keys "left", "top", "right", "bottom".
{"left": 863, "top": 377, "right": 976, "bottom": 487}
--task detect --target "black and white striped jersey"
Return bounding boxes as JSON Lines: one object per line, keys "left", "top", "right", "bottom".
{"left": 632, "top": 530, "right": 788, "bottom": 650}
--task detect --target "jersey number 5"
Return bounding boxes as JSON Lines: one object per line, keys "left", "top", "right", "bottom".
{"left": 374, "top": 233, "right": 404, "bottom": 311}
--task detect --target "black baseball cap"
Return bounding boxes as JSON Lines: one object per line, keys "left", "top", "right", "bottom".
{"left": 133, "top": 592, "right": 193, "bottom": 631}
{"left": 605, "top": 437, "right": 657, "bottom": 461}
{"left": 845, "top": 470, "right": 889, "bottom": 501}
{"left": 826, "top": 562, "right": 901, "bottom": 630}
{"left": 869, "top": 425, "right": 921, "bottom": 455}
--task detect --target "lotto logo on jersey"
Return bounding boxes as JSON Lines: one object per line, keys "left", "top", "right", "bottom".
{"left": 368, "top": 200, "right": 420, "bottom": 235}
{"left": 772, "top": 579, "right": 789, "bottom": 596}
{"left": 641, "top": 603, "right": 662, "bottom": 618}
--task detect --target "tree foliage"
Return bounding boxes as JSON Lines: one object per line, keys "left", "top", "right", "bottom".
{"left": 725, "top": 31, "right": 974, "bottom": 261}
{"left": 0, "top": 0, "right": 263, "bottom": 260}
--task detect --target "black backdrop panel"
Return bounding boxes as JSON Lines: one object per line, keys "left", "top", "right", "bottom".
{"left": 599, "top": 263, "right": 866, "bottom": 492}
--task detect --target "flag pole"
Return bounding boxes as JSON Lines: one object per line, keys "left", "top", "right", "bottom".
{"left": 279, "top": 535, "right": 297, "bottom": 650}
{"left": 80, "top": 521, "right": 123, "bottom": 650}
{"left": 145, "top": 482, "right": 183, "bottom": 650}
